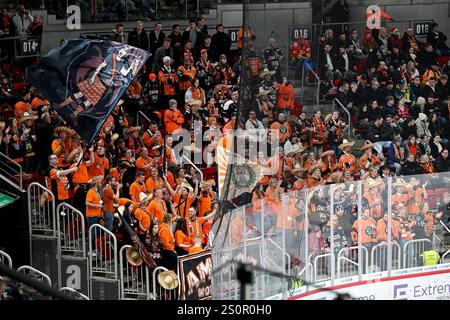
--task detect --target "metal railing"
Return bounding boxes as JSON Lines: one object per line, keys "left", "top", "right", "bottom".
{"left": 27, "top": 182, "right": 56, "bottom": 236}
{"left": 88, "top": 224, "right": 118, "bottom": 279}
{"left": 119, "top": 245, "right": 151, "bottom": 300}
{"left": 371, "top": 242, "right": 401, "bottom": 273}
{"left": 152, "top": 266, "right": 180, "bottom": 300}
{"left": 59, "top": 287, "right": 90, "bottom": 300}
{"left": 17, "top": 265, "right": 52, "bottom": 287}
{"left": 56, "top": 203, "right": 86, "bottom": 257}
{"left": 0, "top": 249, "right": 13, "bottom": 268}
{"left": 403, "top": 239, "right": 433, "bottom": 269}
{"left": 0, "top": 152, "right": 23, "bottom": 190}
{"left": 136, "top": 110, "right": 152, "bottom": 129}
{"left": 313, "top": 254, "right": 332, "bottom": 282}
{"left": 333, "top": 98, "right": 351, "bottom": 138}
{"left": 336, "top": 246, "right": 368, "bottom": 279}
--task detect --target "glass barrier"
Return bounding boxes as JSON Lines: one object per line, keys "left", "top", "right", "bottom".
{"left": 211, "top": 170, "right": 450, "bottom": 300}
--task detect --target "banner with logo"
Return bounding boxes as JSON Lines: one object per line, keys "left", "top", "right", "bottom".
{"left": 283, "top": 263, "right": 450, "bottom": 300}
{"left": 27, "top": 39, "right": 150, "bottom": 145}
{"left": 178, "top": 250, "right": 212, "bottom": 300}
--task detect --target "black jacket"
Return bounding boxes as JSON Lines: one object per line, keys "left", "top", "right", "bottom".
{"left": 427, "top": 30, "right": 449, "bottom": 50}
{"left": 402, "top": 160, "right": 424, "bottom": 176}
{"left": 182, "top": 28, "right": 205, "bottom": 52}
{"left": 334, "top": 53, "right": 354, "bottom": 74}
{"left": 435, "top": 154, "right": 450, "bottom": 172}
{"left": 211, "top": 31, "right": 231, "bottom": 56}
{"left": 127, "top": 28, "right": 149, "bottom": 51}
{"left": 149, "top": 30, "right": 166, "bottom": 54}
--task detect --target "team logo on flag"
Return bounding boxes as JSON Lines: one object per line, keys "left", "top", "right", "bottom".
{"left": 27, "top": 39, "right": 150, "bottom": 144}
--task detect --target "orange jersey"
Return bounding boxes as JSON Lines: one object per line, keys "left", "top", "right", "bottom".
{"left": 172, "top": 193, "right": 194, "bottom": 218}
{"left": 86, "top": 188, "right": 102, "bottom": 218}
{"left": 158, "top": 67, "right": 178, "bottom": 96}
{"left": 135, "top": 156, "right": 153, "bottom": 180}
{"left": 276, "top": 83, "right": 294, "bottom": 110}
{"left": 187, "top": 217, "right": 205, "bottom": 244}
{"left": 88, "top": 154, "right": 109, "bottom": 179}
{"left": 71, "top": 162, "right": 89, "bottom": 184}
{"left": 129, "top": 181, "right": 147, "bottom": 203}
{"left": 338, "top": 153, "right": 358, "bottom": 174}
{"left": 146, "top": 198, "right": 168, "bottom": 225}
{"left": 177, "top": 65, "right": 197, "bottom": 91}
{"left": 134, "top": 207, "right": 151, "bottom": 233}
{"left": 164, "top": 109, "right": 185, "bottom": 134}
{"left": 351, "top": 217, "right": 377, "bottom": 244}
{"left": 159, "top": 223, "right": 175, "bottom": 251}
{"left": 46, "top": 168, "right": 70, "bottom": 201}
{"left": 175, "top": 230, "right": 192, "bottom": 252}
{"left": 145, "top": 176, "right": 165, "bottom": 194}
{"left": 102, "top": 186, "right": 115, "bottom": 213}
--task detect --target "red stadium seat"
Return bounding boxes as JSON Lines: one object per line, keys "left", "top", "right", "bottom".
{"left": 202, "top": 167, "right": 217, "bottom": 181}
{"left": 438, "top": 56, "right": 450, "bottom": 68}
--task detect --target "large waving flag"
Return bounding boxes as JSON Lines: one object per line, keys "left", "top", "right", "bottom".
{"left": 27, "top": 39, "right": 150, "bottom": 145}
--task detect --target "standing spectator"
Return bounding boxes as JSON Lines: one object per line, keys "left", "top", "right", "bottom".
{"left": 197, "top": 16, "right": 208, "bottom": 37}
{"left": 45, "top": 154, "right": 78, "bottom": 206}
{"left": 153, "top": 38, "right": 174, "bottom": 73}
{"left": 0, "top": 8, "right": 15, "bottom": 37}
{"left": 168, "top": 24, "right": 183, "bottom": 64}
{"left": 35, "top": 113, "right": 54, "bottom": 175}
{"left": 318, "top": 44, "right": 336, "bottom": 81}
{"left": 426, "top": 22, "right": 450, "bottom": 57}
{"left": 211, "top": 24, "right": 231, "bottom": 58}
{"left": 111, "top": 23, "right": 126, "bottom": 43}
{"left": 128, "top": 20, "right": 149, "bottom": 51}
{"left": 158, "top": 213, "right": 177, "bottom": 271}
{"left": 149, "top": 22, "right": 166, "bottom": 60}
{"left": 12, "top": 5, "right": 33, "bottom": 36}
{"left": 263, "top": 38, "right": 283, "bottom": 82}
{"left": 290, "top": 35, "right": 312, "bottom": 80}
{"left": 27, "top": 14, "right": 42, "bottom": 37}
{"left": 102, "top": 176, "right": 121, "bottom": 232}
{"left": 389, "top": 27, "right": 403, "bottom": 51}
{"left": 182, "top": 19, "right": 204, "bottom": 54}
{"left": 275, "top": 76, "right": 294, "bottom": 115}
{"left": 157, "top": 57, "right": 178, "bottom": 107}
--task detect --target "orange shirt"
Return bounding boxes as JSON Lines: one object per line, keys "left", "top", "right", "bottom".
{"left": 338, "top": 153, "right": 358, "bottom": 174}
{"left": 172, "top": 193, "right": 194, "bottom": 218}
{"left": 198, "top": 191, "right": 214, "bottom": 217}
{"left": 187, "top": 247, "right": 203, "bottom": 254}
{"left": 135, "top": 156, "right": 153, "bottom": 180}
{"left": 159, "top": 223, "right": 175, "bottom": 251}
{"left": 47, "top": 168, "right": 70, "bottom": 201}
{"left": 142, "top": 131, "right": 163, "bottom": 157}
{"left": 109, "top": 168, "right": 120, "bottom": 182}
{"left": 270, "top": 121, "right": 292, "bottom": 144}
{"left": 129, "top": 181, "right": 147, "bottom": 203}
{"left": 146, "top": 198, "right": 168, "bottom": 225}
{"left": 117, "top": 198, "right": 138, "bottom": 210}
{"left": 88, "top": 154, "right": 109, "bottom": 179}
{"left": 145, "top": 176, "right": 164, "bottom": 194}
{"left": 71, "top": 162, "right": 89, "bottom": 184}
{"left": 175, "top": 230, "right": 192, "bottom": 252}
{"left": 86, "top": 188, "right": 102, "bottom": 218}
{"left": 187, "top": 217, "right": 205, "bottom": 244}
{"left": 164, "top": 109, "right": 184, "bottom": 134}
{"left": 102, "top": 186, "right": 115, "bottom": 213}
{"left": 364, "top": 193, "right": 383, "bottom": 219}
{"left": 134, "top": 208, "right": 151, "bottom": 233}
{"left": 31, "top": 97, "right": 50, "bottom": 110}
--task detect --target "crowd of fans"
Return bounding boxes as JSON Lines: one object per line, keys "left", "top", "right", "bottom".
{"left": 1, "top": 10, "right": 450, "bottom": 289}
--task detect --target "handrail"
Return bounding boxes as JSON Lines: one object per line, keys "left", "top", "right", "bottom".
{"left": 333, "top": 98, "right": 351, "bottom": 138}
{"left": 88, "top": 223, "right": 118, "bottom": 280}
{"left": 0, "top": 250, "right": 13, "bottom": 268}
{"left": 0, "top": 152, "right": 23, "bottom": 190}
{"left": 181, "top": 155, "right": 204, "bottom": 183}
{"left": 303, "top": 62, "right": 320, "bottom": 108}
{"left": 440, "top": 220, "right": 450, "bottom": 235}
{"left": 17, "top": 265, "right": 52, "bottom": 287}
{"left": 337, "top": 256, "right": 358, "bottom": 279}
{"left": 403, "top": 238, "right": 433, "bottom": 268}
{"left": 441, "top": 251, "right": 450, "bottom": 263}
{"left": 59, "top": 287, "right": 90, "bottom": 300}
{"left": 266, "top": 237, "right": 291, "bottom": 275}
{"left": 136, "top": 110, "right": 152, "bottom": 128}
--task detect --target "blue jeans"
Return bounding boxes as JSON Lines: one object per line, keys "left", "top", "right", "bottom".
{"left": 87, "top": 216, "right": 102, "bottom": 250}
{"left": 294, "top": 58, "right": 313, "bottom": 79}
{"left": 389, "top": 162, "right": 402, "bottom": 176}
{"left": 103, "top": 212, "right": 114, "bottom": 232}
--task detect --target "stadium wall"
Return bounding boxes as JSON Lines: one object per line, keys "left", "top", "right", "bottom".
{"left": 347, "top": 0, "right": 450, "bottom": 35}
